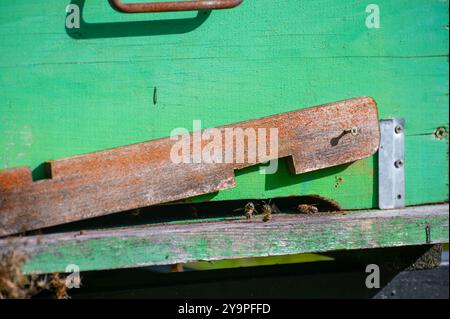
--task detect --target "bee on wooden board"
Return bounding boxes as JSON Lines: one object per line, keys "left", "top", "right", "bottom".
{"left": 261, "top": 203, "right": 272, "bottom": 222}
{"left": 261, "top": 199, "right": 280, "bottom": 222}
{"left": 238, "top": 199, "right": 281, "bottom": 222}
{"left": 244, "top": 202, "right": 256, "bottom": 220}
{"left": 297, "top": 204, "right": 319, "bottom": 215}
{"left": 234, "top": 202, "right": 256, "bottom": 219}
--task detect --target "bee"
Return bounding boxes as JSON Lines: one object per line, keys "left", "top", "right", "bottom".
{"left": 239, "top": 200, "right": 278, "bottom": 221}
{"left": 297, "top": 204, "right": 319, "bottom": 215}
{"left": 244, "top": 202, "right": 256, "bottom": 219}
{"left": 261, "top": 202, "right": 272, "bottom": 222}
{"left": 234, "top": 202, "right": 256, "bottom": 219}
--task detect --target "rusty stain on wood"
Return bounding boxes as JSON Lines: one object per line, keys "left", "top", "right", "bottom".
{"left": 0, "top": 97, "right": 380, "bottom": 236}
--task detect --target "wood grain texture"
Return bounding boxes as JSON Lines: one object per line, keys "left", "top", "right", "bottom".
{"left": 0, "top": 204, "right": 447, "bottom": 274}
{"left": 0, "top": 0, "right": 448, "bottom": 210}
{"left": 0, "top": 97, "right": 379, "bottom": 236}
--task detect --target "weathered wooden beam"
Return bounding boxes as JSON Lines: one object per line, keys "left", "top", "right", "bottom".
{"left": 0, "top": 204, "right": 447, "bottom": 274}
{"left": 0, "top": 97, "right": 380, "bottom": 236}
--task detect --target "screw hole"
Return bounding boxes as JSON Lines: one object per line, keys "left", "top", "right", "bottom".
{"left": 435, "top": 127, "right": 448, "bottom": 140}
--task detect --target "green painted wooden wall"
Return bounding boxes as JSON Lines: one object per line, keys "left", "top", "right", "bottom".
{"left": 1, "top": 0, "right": 448, "bottom": 210}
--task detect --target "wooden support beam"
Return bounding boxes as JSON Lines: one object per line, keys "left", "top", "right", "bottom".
{"left": 0, "top": 204, "right": 447, "bottom": 274}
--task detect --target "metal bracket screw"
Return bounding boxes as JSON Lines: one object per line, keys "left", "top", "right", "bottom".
{"left": 394, "top": 159, "right": 404, "bottom": 168}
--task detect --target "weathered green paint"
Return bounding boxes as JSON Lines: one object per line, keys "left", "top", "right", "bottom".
{"left": 0, "top": 0, "right": 448, "bottom": 210}
{"left": 4, "top": 204, "right": 445, "bottom": 274}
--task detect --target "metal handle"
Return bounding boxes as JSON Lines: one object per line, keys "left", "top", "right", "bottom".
{"left": 109, "top": 0, "right": 243, "bottom": 13}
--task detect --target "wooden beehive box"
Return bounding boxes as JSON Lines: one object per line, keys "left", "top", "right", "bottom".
{"left": 0, "top": 0, "right": 448, "bottom": 276}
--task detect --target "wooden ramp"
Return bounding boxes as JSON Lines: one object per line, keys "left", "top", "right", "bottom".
{"left": 0, "top": 204, "right": 447, "bottom": 274}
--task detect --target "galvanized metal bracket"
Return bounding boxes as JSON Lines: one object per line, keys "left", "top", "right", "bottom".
{"left": 378, "top": 118, "right": 405, "bottom": 209}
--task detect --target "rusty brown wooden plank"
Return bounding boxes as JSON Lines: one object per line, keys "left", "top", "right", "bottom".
{"left": 0, "top": 97, "right": 379, "bottom": 236}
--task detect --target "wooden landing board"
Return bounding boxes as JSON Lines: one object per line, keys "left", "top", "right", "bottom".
{"left": 0, "top": 204, "right": 447, "bottom": 274}
{"left": 0, "top": 97, "right": 379, "bottom": 236}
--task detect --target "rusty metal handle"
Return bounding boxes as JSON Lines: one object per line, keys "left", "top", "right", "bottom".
{"left": 109, "top": 0, "right": 243, "bottom": 13}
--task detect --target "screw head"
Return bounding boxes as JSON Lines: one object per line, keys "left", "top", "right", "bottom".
{"left": 351, "top": 127, "right": 359, "bottom": 136}
{"left": 394, "top": 125, "right": 403, "bottom": 134}
{"left": 394, "top": 159, "right": 404, "bottom": 168}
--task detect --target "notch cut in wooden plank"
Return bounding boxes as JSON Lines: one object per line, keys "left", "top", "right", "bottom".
{"left": 0, "top": 97, "right": 380, "bottom": 236}
{"left": 1, "top": 204, "right": 447, "bottom": 274}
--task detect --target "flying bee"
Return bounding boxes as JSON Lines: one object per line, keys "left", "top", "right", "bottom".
{"left": 297, "top": 204, "right": 319, "bottom": 215}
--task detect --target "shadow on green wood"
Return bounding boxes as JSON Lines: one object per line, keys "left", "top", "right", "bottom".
{"left": 66, "top": 0, "right": 211, "bottom": 39}
{"left": 188, "top": 156, "right": 378, "bottom": 207}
